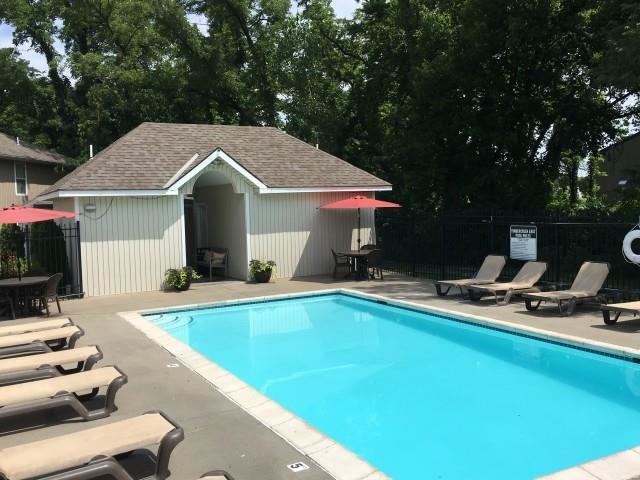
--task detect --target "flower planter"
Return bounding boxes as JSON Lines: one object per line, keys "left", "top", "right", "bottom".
{"left": 254, "top": 270, "right": 272, "bottom": 283}
{"left": 175, "top": 278, "right": 192, "bottom": 291}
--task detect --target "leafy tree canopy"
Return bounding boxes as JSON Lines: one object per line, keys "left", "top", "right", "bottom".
{"left": 0, "top": 0, "right": 638, "bottom": 215}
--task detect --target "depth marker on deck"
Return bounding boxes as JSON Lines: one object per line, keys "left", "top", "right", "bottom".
{"left": 287, "top": 462, "right": 310, "bottom": 472}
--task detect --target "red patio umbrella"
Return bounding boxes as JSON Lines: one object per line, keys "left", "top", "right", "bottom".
{"left": 320, "top": 195, "right": 401, "bottom": 249}
{"left": 0, "top": 205, "right": 76, "bottom": 279}
{"left": 0, "top": 204, "right": 76, "bottom": 224}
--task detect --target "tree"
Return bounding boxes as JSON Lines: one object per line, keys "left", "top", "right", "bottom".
{"left": 276, "top": 0, "right": 357, "bottom": 156}
{"left": 349, "top": 0, "right": 624, "bottom": 215}
{"left": 0, "top": 48, "right": 57, "bottom": 146}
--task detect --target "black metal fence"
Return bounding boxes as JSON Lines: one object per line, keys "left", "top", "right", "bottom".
{"left": 0, "top": 221, "right": 82, "bottom": 296}
{"left": 376, "top": 213, "right": 640, "bottom": 298}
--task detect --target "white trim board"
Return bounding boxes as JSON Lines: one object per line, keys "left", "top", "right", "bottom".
{"left": 168, "top": 149, "right": 267, "bottom": 192}
{"left": 38, "top": 189, "right": 176, "bottom": 201}
{"left": 261, "top": 186, "right": 392, "bottom": 194}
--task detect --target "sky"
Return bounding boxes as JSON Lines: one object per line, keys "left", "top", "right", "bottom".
{"left": 0, "top": 0, "right": 359, "bottom": 74}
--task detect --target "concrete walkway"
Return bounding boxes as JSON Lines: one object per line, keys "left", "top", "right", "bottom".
{"left": 0, "top": 274, "right": 638, "bottom": 480}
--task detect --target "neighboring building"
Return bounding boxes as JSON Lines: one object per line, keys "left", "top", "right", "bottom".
{"left": 598, "top": 131, "right": 640, "bottom": 203}
{"left": 37, "top": 122, "right": 392, "bottom": 296}
{"left": 0, "top": 132, "right": 66, "bottom": 206}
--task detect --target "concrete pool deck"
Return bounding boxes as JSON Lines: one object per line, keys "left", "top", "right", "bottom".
{"left": 1, "top": 274, "right": 640, "bottom": 479}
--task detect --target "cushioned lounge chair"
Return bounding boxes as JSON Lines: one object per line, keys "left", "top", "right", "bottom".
{"left": 0, "top": 325, "right": 83, "bottom": 358}
{"left": 601, "top": 301, "right": 640, "bottom": 325}
{"left": 467, "top": 261, "right": 548, "bottom": 305}
{"left": 0, "top": 345, "right": 102, "bottom": 384}
{"left": 0, "top": 318, "right": 72, "bottom": 337}
{"left": 520, "top": 261, "right": 610, "bottom": 316}
{"left": 0, "top": 410, "right": 183, "bottom": 480}
{"left": 435, "top": 255, "right": 507, "bottom": 296}
{"left": 0, "top": 365, "right": 126, "bottom": 421}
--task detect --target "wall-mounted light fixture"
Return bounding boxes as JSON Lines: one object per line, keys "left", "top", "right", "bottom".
{"left": 84, "top": 203, "right": 97, "bottom": 213}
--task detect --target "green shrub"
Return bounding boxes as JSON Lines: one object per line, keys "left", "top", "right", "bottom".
{"left": 163, "top": 266, "right": 201, "bottom": 291}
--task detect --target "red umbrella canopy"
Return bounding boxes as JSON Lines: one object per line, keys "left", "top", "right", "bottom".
{"left": 0, "top": 205, "right": 76, "bottom": 224}
{"left": 320, "top": 195, "right": 401, "bottom": 209}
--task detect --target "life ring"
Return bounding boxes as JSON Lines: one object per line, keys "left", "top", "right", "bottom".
{"left": 623, "top": 229, "right": 640, "bottom": 264}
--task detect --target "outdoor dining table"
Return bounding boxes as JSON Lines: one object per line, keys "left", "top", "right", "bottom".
{"left": 0, "top": 276, "right": 49, "bottom": 316}
{"left": 338, "top": 250, "right": 370, "bottom": 280}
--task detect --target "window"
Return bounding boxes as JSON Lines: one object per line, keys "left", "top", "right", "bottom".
{"left": 14, "top": 161, "right": 27, "bottom": 196}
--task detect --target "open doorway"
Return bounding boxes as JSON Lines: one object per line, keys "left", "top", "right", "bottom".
{"left": 183, "top": 170, "right": 248, "bottom": 280}
{"left": 184, "top": 198, "right": 209, "bottom": 267}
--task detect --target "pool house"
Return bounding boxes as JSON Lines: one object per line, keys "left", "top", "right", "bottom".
{"left": 36, "top": 122, "right": 392, "bottom": 296}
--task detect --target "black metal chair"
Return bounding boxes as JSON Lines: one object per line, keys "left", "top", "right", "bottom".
{"left": 196, "top": 247, "right": 229, "bottom": 280}
{"left": 36, "top": 273, "right": 63, "bottom": 316}
{"left": 365, "top": 249, "right": 384, "bottom": 280}
{"left": 331, "top": 248, "right": 351, "bottom": 279}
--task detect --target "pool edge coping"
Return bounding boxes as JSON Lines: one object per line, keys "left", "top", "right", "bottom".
{"left": 119, "top": 288, "right": 640, "bottom": 480}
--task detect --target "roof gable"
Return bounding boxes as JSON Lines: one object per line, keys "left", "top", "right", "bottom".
{"left": 40, "top": 122, "right": 391, "bottom": 196}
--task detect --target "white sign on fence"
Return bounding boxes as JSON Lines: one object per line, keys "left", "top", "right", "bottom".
{"left": 510, "top": 225, "right": 537, "bottom": 261}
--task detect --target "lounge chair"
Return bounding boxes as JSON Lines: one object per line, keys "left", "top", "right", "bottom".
{"left": 0, "top": 325, "right": 83, "bottom": 358}
{"left": 0, "top": 317, "right": 72, "bottom": 337}
{"left": 0, "top": 365, "right": 127, "bottom": 421}
{"left": 601, "top": 301, "right": 640, "bottom": 325}
{"left": 466, "top": 261, "right": 548, "bottom": 305}
{"left": 520, "top": 261, "right": 610, "bottom": 315}
{"left": 0, "top": 410, "right": 184, "bottom": 480}
{"left": 435, "top": 255, "right": 507, "bottom": 296}
{"left": 200, "top": 471, "right": 235, "bottom": 480}
{"left": 0, "top": 345, "right": 102, "bottom": 384}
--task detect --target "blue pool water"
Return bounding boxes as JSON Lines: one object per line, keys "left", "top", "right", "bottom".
{"left": 148, "top": 293, "right": 640, "bottom": 479}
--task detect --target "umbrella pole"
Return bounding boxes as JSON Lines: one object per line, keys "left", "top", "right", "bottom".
{"left": 357, "top": 208, "right": 361, "bottom": 250}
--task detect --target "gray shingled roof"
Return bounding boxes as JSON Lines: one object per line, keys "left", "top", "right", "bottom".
{"left": 42, "top": 122, "right": 390, "bottom": 194}
{"left": 0, "top": 132, "right": 67, "bottom": 165}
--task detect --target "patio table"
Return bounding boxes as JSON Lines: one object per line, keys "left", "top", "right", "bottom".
{"left": 0, "top": 276, "right": 49, "bottom": 316}
{"left": 338, "top": 250, "right": 370, "bottom": 280}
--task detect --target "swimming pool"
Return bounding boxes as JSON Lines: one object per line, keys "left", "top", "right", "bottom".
{"left": 147, "top": 292, "right": 640, "bottom": 479}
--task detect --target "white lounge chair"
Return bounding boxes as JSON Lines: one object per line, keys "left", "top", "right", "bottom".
{"left": 0, "top": 365, "right": 127, "bottom": 421}
{"left": 0, "top": 411, "right": 183, "bottom": 480}
{"left": 467, "top": 261, "right": 548, "bottom": 305}
{"left": 601, "top": 301, "right": 640, "bottom": 325}
{"left": 521, "top": 261, "right": 610, "bottom": 315}
{"left": 0, "top": 326, "right": 83, "bottom": 358}
{"left": 0, "top": 318, "right": 73, "bottom": 337}
{"left": 0, "top": 345, "right": 102, "bottom": 384}
{"left": 435, "top": 255, "right": 507, "bottom": 296}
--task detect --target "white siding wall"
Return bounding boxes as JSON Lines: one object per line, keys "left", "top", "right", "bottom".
{"left": 76, "top": 196, "right": 183, "bottom": 296}
{"left": 247, "top": 191, "right": 375, "bottom": 278}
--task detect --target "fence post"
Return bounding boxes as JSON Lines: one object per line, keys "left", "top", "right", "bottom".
{"left": 439, "top": 217, "right": 446, "bottom": 279}
{"left": 489, "top": 215, "right": 494, "bottom": 253}
{"left": 76, "top": 221, "right": 83, "bottom": 296}
{"left": 411, "top": 216, "right": 417, "bottom": 277}
{"left": 554, "top": 222, "right": 560, "bottom": 284}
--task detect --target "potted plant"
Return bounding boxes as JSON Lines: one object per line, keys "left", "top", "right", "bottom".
{"left": 164, "top": 266, "right": 201, "bottom": 291}
{"left": 249, "top": 259, "right": 276, "bottom": 283}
